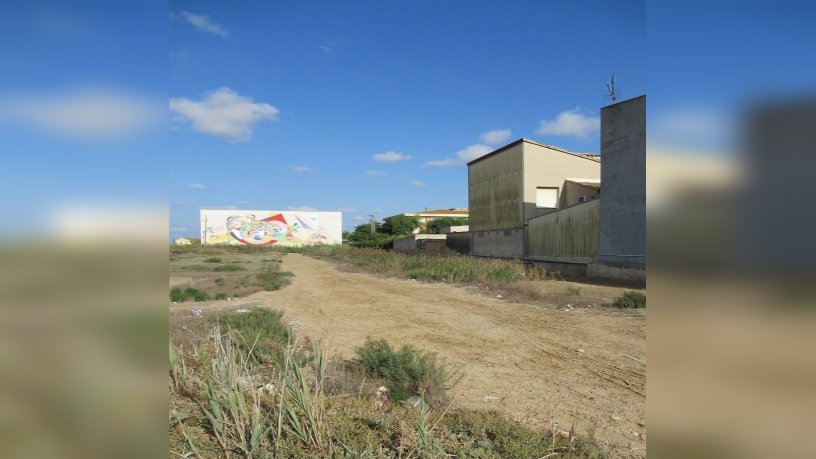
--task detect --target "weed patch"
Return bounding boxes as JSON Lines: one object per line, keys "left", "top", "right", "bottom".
{"left": 203, "top": 257, "right": 222, "bottom": 263}
{"left": 170, "top": 287, "right": 210, "bottom": 302}
{"left": 356, "top": 338, "right": 460, "bottom": 405}
{"left": 616, "top": 290, "right": 646, "bottom": 308}
{"left": 214, "top": 263, "right": 247, "bottom": 272}
{"left": 180, "top": 264, "right": 211, "bottom": 271}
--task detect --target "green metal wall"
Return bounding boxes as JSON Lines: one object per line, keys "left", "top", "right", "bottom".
{"left": 526, "top": 199, "right": 600, "bottom": 262}
{"left": 468, "top": 146, "right": 522, "bottom": 231}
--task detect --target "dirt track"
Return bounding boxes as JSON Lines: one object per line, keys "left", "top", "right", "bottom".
{"left": 175, "top": 254, "right": 646, "bottom": 457}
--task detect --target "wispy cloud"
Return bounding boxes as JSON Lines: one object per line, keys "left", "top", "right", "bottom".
{"left": 479, "top": 129, "right": 512, "bottom": 145}
{"left": 171, "top": 227, "right": 189, "bottom": 232}
{"left": 410, "top": 180, "right": 426, "bottom": 188}
{"left": 320, "top": 39, "right": 340, "bottom": 53}
{"left": 422, "top": 144, "right": 493, "bottom": 168}
{"left": 0, "top": 88, "right": 161, "bottom": 140}
{"left": 288, "top": 206, "right": 318, "bottom": 212}
{"left": 188, "top": 183, "right": 206, "bottom": 189}
{"left": 176, "top": 11, "right": 229, "bottom": 37}
{"left": 373, "top": 151, "right": 414, "bottom": 162}
{"left": 169, "top": 87, "right": 279, "bottom": 141}
{"left": 537, "top": 108, "right": 599, "bottom": 139}
{"left": 365, "top": 169, "right": 387, "bottom": 177}
{"left": 336, "top": 207, "right": 357, "bottom": 212}
{"left": 292, "top": 166, "right": 314, "bottom": 173}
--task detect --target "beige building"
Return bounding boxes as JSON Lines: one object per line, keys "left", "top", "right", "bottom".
{"left": 468, "top": 138, "right": 600, "bottom": 258}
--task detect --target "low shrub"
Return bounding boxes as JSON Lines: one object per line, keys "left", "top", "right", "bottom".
{"left": 203, "top": 257, "right": 222, "bottom": 263}
{"left": 617, "top": 290, "right": 646, "bottom": 308}
{"left": 214, "top": 263, "right": 247, "bottom": 272}
{"left": 256, "top": 268, "right": 293, "bottom": 291}
{"left": 170, "top": 287, "right": 210, "bottom": 302}
{"left": 355, "top": 338, "right": 460, "bottom": 404}
{"left": 213, "top": 277, "right": 226, "bottom": 286}
{"left": 214, "top": 292, "right": 227, "bottom": 300}
{"left": 210, "top": 308, "right": 292, "bottom": 362}
{"left": 180, "top": 264, "right": 211, "bottom": 271}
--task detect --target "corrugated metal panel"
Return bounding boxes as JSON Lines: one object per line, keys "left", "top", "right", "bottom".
{"left": 469, "top": 147, "right": 522, "bottom": 231}
{"left": 526, "top": 200, "right": 600, "bottom": 262}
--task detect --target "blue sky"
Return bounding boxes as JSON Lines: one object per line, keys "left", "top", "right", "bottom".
{"left": 167, "top": 1, "right": 645, "bottom": 235}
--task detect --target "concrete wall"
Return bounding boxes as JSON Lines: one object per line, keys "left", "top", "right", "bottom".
{"left": 526, "top": 199, "right": 600, "bottom": 263}
{"left": 599, "top": 95, "right": 646, "bottom": 267}
{"left": 392, "top": 234, "right": 447, "bottom": 251}
{"left": 521, "top": 142, "right": 601, "bottom": 223}
{"left": 469, "top": 144, "right": 523, "bottom": 231}
{"left": 445, "top": 232, "right": 470, "bottom": 255}
{"left": 471, "top": 228, "right": 524, "bottom": 258}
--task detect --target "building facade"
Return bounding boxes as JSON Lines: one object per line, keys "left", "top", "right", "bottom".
{"left": 468, "top": 138, "right": 601, "bottom": 258}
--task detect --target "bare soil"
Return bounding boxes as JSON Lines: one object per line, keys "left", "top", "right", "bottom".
{"left": 170, "top": 253, "right": 646, "bottom": 458}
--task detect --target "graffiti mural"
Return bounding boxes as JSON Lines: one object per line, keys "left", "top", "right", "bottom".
{"left": 200, "top": 210, "right": 342, "bottom": 246}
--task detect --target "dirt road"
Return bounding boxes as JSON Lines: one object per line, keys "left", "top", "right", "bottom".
{"left": 179, "top": 254, "right": 646, "bottom": 457}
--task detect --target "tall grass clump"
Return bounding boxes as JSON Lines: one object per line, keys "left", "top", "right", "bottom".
{"left": 210, "top": 308, "right": 292, "bottom": 362}
{"left": 355, "top": 338, "right": 460, "bottom": 404}
{"left": 616, "top": 290, "right": 646, "bottom": 308}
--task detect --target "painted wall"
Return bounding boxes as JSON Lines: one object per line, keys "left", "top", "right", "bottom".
{"left": 199, "top": 209, "right": 342, "bottom": 246}
{"left": 526, "top": 199, "right": 600, "bottom": 263}
{"left": 599, "top": 95, "right": 646, "bottom": 267}
{"left": 521, "top": 142, "right": 601, "bottom": 223}
{"left": 468, "top": 144, "right": 523, "bottom": 231}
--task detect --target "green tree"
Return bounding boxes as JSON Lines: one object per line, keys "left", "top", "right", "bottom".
{"left": 382, "top": 215, "right": 420, "bottom": 236}
{"left": 347, "top": 223, "right": 394, "bottom": 248}
{"left": 426, "top": 217, "right": 469, "bottom": 233}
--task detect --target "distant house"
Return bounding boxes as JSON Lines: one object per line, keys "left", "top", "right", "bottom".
{"left": 468, "top": 138, "right": 601, "bottom": 258}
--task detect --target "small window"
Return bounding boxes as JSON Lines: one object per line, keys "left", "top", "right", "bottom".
{"left": 536, "top": 187, "right": 558, "bottom": 208}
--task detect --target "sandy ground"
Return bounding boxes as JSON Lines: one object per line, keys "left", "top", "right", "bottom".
{"left": 172, "top": 254, "right": 646, "bottom": 457}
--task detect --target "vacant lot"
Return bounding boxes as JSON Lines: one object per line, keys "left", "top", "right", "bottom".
{"left": 170, "top": 252, "right": 645, "bottom": 458}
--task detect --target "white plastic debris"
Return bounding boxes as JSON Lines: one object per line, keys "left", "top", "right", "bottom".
{"left": 191, "top": 309, "right": 203, "bottom": 317}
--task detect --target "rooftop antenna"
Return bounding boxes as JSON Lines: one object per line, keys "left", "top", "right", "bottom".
{"left": 606, "top": 74, "right": 617, "bottom": 103}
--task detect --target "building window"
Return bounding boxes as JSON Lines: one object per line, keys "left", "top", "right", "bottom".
{"left": 536, "top": 187, "right": 559, "bottom": 208}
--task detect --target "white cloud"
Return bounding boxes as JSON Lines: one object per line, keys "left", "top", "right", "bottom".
{"left": 537, "top": 108, "right": 600, "bottom": 138}
{"left": 373, "top": 151, "right": 414, "bottom": 162}
{"left": 177, "top": 11, "right": 229, "bottom": 37}
{"left": 288, "top": 206, "right": 318, "bottom": 212}
{"left": 188, "top": 183, "right": 206, "bottom": 189}
{"left": 320, "top": 40, "right": 340, "bottom": 53}
{"left": 422, "top": 144, "right": 493, "bottom": 168}
{"left": 171, "top": 227, "right": 189, "bottom": 232}
{"left": 480, "top": 129, "right": 512, "bottom": 145}
{"left": 0, "top": 88, "right": 161, "bottom": 139}
{"left": 169, "top": 87, "right": 279, "bottom": 141}
{"left": 353, "top": 215, "right": 365, "bottom": 221}
{"left": 410, "top": 180, "right": 426, "bottom": 188}
{"left": 292, "top": 166, "right": 314, "bottom": 173}
{"left": 365, "top": 169, "right": 387, "bottom": 177}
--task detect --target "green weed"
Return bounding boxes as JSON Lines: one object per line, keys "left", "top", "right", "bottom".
{"left": 616, "top": 290, "right": 646, "bottom": 308}
{"left": 214, "top": 263, "right": 247, "bottom": 272}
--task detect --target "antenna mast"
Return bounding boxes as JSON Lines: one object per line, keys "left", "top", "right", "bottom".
{"left": 606, "top": 74, "right": 617, "bottom": 102}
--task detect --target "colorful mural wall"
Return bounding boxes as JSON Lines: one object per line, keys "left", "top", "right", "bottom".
{"left": 199, "top": 210, "right": 342, "bottom": 246}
